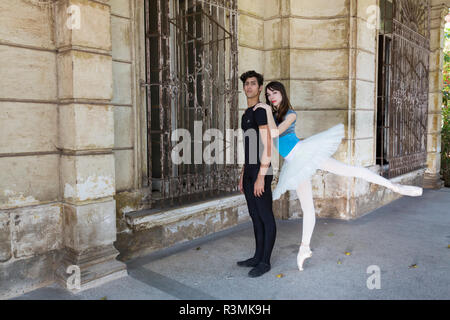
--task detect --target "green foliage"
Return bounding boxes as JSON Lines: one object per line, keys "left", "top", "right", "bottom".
{"left": 442, "top": 102, "right": 450, "bottom": 186}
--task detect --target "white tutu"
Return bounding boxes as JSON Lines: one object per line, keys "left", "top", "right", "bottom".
{"left": 273, "top": 124, "right": 345, "bottom": 200}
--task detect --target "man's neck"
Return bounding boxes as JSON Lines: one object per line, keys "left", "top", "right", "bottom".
{"left": 247, "top": 97, "right": 260, "bottom": 108}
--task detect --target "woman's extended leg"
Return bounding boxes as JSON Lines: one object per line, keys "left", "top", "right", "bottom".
{"left": 319, "top": 158, "right": 422, "bottom": 196}
{"left": 295, "top": 179, "right": 315, "bottom": 270}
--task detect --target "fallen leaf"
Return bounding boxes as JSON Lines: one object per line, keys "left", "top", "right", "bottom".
{"left": 276, "top": 273, "right": 284, "bottom": 278}
{"left": 100, "top": 296, "right": 107, "bottom": 300}
{"left": 345, "top": 252, "right": 351, "bottom": 256}
{"left": 408, "top": 264, "right": 418, "bottom": 269}
{"left": 447, "top": 245, "right": 450, "bottom": 249}
{"left": 195, "top": 247, "right": 201, "bottom": 250}
{"left": 337, "top": 260, "right": 342, "bottom": 265}
{"left": 328, "top": 232, "right": 334, "bottom": 237}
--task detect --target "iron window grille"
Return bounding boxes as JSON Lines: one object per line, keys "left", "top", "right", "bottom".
{"left": 142, "top": 0, "right": 240, "bottom": 208}
{"left": 376, "top": 0, "right": 430, "bottom": 178}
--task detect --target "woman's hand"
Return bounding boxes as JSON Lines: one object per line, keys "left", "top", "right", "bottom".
{"left": 253, "top": 103, "right": 270, "bottom": 111}
{"left": 254, "top": 175, "right": 265, "bottom": 197}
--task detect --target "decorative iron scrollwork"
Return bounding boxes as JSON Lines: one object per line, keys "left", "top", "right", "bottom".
{"left": 387, "top": 0, "right": 430, "bottom": 177}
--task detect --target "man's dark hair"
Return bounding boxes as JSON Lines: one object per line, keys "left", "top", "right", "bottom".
{"left": 240, "top": 70, "right": 264, "bottom": 87}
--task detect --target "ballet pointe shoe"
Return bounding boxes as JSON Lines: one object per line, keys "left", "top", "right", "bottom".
{"left": 391, "top": 183, "right": 423, "bottom": 197}
{"left": 297, "top": 244, "right": 313, "bottom": 271}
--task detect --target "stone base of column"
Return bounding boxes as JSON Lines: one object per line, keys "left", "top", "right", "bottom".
{"left": 423, "top": 172, "right": 445, "bottom": 189}
{"left": 55, "top": 244, "right": 127, "bottom": 293}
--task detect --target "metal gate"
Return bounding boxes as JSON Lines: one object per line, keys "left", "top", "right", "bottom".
{"left": 142, "top": 0, "right": 240, "bottom": 208}
{"left": 377, "top": 0, "right": 430, "bottom": 178}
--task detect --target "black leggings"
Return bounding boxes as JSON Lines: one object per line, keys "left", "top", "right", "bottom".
{"left": 242, "top": 166, "right": 276, "bottom": 265}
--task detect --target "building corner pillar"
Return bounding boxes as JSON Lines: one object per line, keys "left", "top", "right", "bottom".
{"left": 425, "top": 4, "right": 447, "bottom": 189}
{"left": 54, "top": 0, "right": 127, "bottom": 292}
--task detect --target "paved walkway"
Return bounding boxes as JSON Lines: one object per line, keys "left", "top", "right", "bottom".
{"left": 12, "top": 188, "right": 450, "bottom": 300}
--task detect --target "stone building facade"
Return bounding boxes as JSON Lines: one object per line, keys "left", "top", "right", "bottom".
{"left": 0, "top": 0, "right": 448, "bottom": 298}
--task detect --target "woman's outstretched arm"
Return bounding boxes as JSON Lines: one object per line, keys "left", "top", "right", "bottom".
{"left": 253, "top": 103, "right": 296, "bottom": 138}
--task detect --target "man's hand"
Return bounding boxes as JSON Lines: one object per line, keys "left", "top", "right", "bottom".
{"left": 254, "top": 175, "right": 265, "bottom": 197}
{"left": 239, "top": 173, "right": 244, "bottom": 194}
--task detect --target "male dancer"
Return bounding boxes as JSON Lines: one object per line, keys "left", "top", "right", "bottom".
{"left": 237, "top": 70, "right": 276, "bottom": 277}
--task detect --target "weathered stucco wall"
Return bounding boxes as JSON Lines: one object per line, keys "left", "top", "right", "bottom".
{"left": 110, "top": 0, "right": 148, "bottom": 239}
{"left": 0, "top": 1, "right": 59, "bottom": 208}
{"left": 237, "top": 0, "right": 266, "bottom": 111}
{"left": 116, "top": 194, "right": 251, "bottom": 261}
{"left": 54, "top": 0, "right": 127, "bottom": 293}
{"left": 111, "top": 0, "right": 136, "bottom": 193}
{"left": 0, "top": 0, "right": 127, "bottom": 299}
{"left": 0, "top": 0, "right": 62, "bottom": 299}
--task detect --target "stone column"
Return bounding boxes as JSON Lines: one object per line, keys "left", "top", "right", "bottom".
{"left": 425, "top": 3, "right": 447, "bottom": 189}
{"left": 284, "top": 0, "right": 355, "bottom": 219}
{"left": 54, "top": 0, "right": 126, "bottom": 292}
{"left": 345, "top": 0, "right": 381, "bottom": 217}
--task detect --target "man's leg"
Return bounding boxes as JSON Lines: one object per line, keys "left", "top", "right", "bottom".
{"left": 254, "top": 174, "right": 276, "bottom": 264}
{"left": 248, "top": 174, "right": 276, "bottom": 277}
{"left": 239, "top": 173, "right": 265, "bottom": 267}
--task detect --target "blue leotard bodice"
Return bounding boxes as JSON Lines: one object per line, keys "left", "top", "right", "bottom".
{"left": 273, "top": 109, "right": 300, "bottom": 158}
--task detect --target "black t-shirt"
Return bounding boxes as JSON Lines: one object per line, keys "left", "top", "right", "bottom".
{"left": 241, "top": 106, "right": 268, "bottom": 166}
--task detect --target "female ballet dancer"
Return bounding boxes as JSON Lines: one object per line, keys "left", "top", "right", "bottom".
{"left": 253, "top": 81, "right": 423, "bottom": 271}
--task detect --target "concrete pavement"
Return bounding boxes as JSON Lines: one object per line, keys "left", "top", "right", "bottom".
{"left": 11, "top": 188, "right": 450, "bottom": 300}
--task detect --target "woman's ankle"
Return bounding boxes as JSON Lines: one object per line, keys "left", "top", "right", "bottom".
{"left": 300, "top": 242, "right": 310, "bottom": 249}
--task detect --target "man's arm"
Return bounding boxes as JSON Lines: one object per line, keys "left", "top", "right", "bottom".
{"left": 254, "top": 124, "right": 272, "bottom": 197}
{"left": 258, "top": 124, "right": 272, "bottom": 176}
{"left": 239, "top": 164, "right": 245, "bottom": 193}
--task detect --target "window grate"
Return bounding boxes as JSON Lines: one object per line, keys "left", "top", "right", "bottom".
{"left": 143, "top": 0, "right": 240, "bottom": 208}
{"left": 377, "top": 0, "right": 430, "bottom": 178}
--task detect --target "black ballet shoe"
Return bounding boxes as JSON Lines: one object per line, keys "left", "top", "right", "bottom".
{"left": 237, "top": 257, "right": 260, "bottom": 267}
{"left": 248, "top": 262, "right": 271, "bottom": 278}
